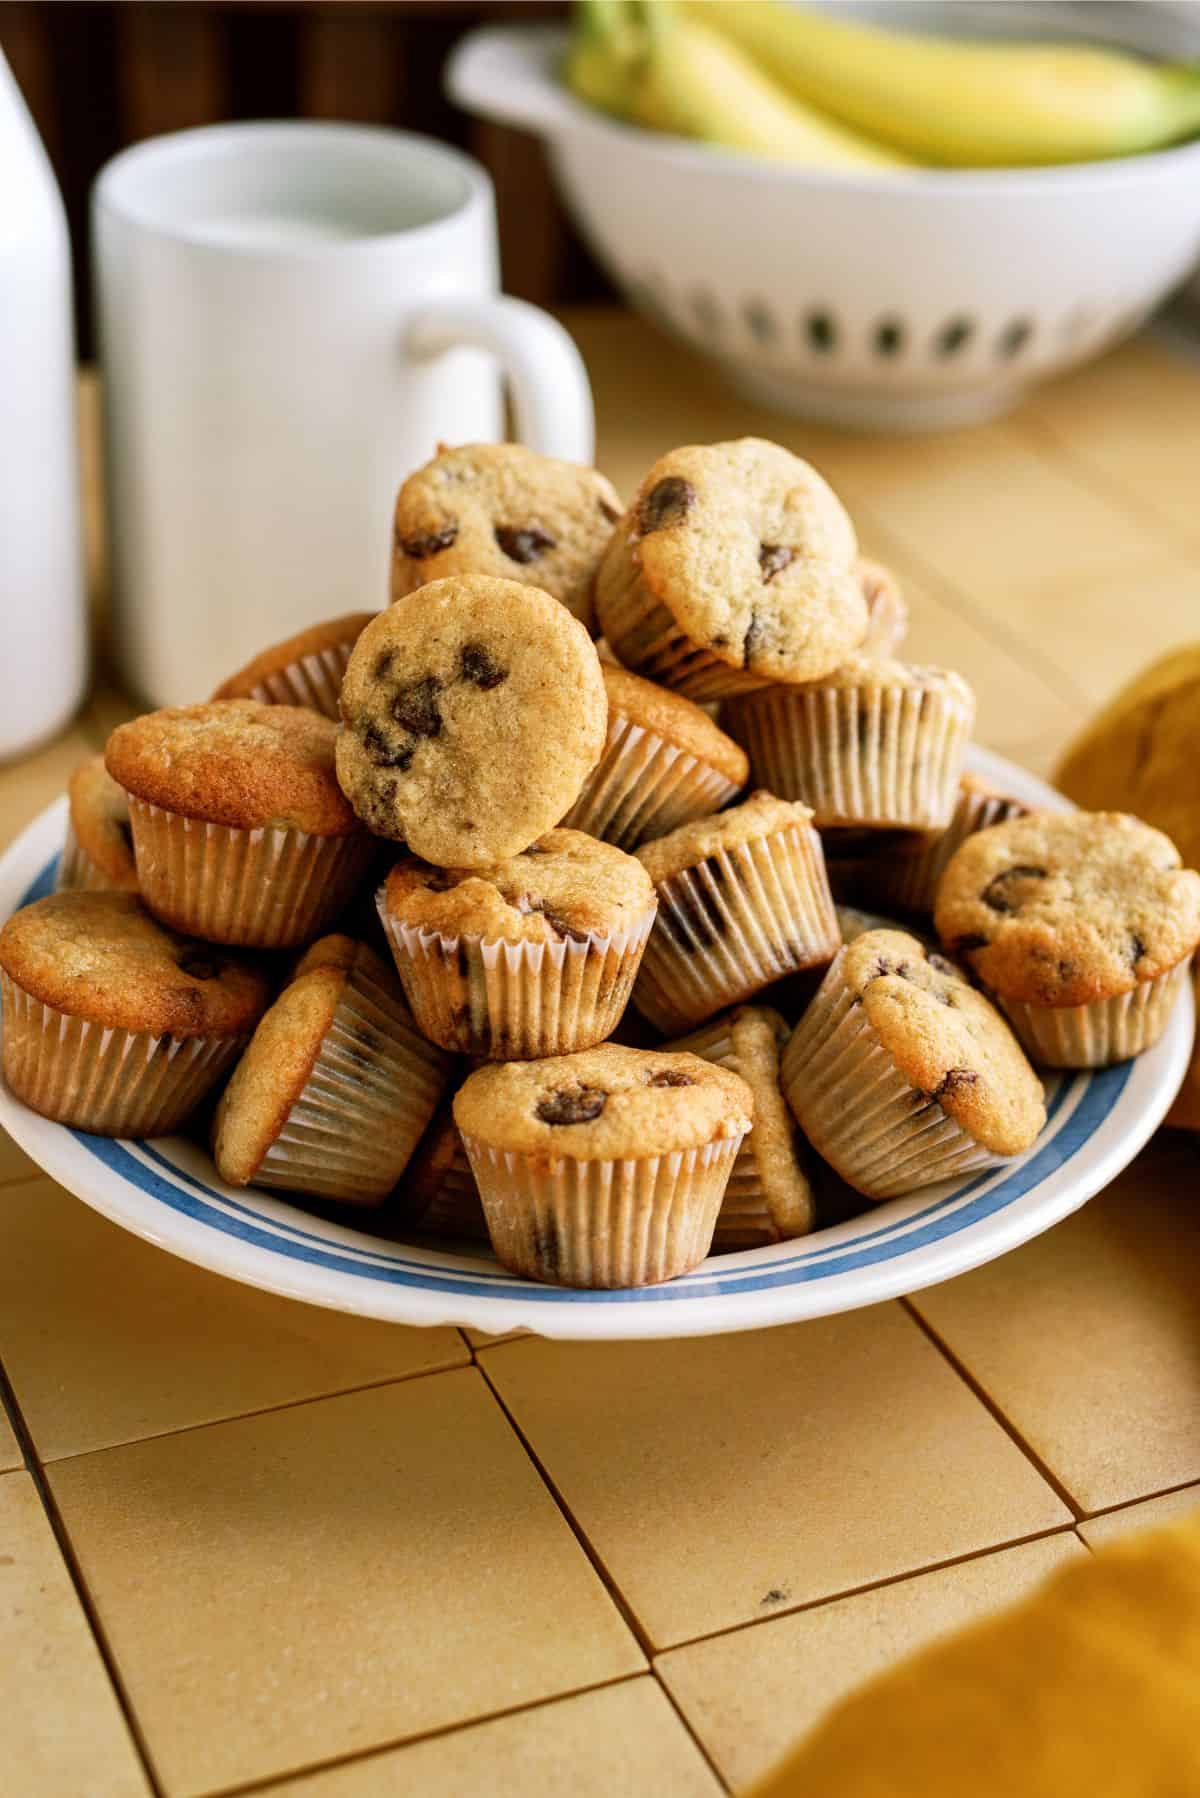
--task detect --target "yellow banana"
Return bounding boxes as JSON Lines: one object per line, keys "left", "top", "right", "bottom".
{"left": 565, "top": 0, "right": 906, "bottom": 170}
{"left": 692, "top": 0, "right": 1200, "bottom": 167}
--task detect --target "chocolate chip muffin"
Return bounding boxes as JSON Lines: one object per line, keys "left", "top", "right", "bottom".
{"left": 378, "top": 828, "right": 656, "bottom": 1059}
{"left": 394, "top": 1094, "right": 488, "bottom": 1242}
{"left": 782, "top": 929, "right": 1045, "bottom": 1199}
{"left": 211, "top": 612, "right": 374, "bottom": 719}
{"left": 826, "top": 772, "right": 1029, "bottom": 916}
{"left": 336, "top": 575, "right": 607, "bottom": 866}
{"left": 106, "top": 701, "right": 373, "bottom": 948}
{"left": 560, "top": 663, "right": 748, "bottom": 850}
{"left": 214, "top": 935, "right": 448, "bottom": 1205}
{"left": 668, "top": 1006, "right": 815, "bottom": 1248}
{"left": 455, "top": 1044, "right": 753, "bottom": 1287}
{"left": 0, "top": 892, "right": 270, "bottom": 1135}
{"left": 594, "top": 438, "right": 865, "bottom": 700}
{"left": 857, "top": 558, "right": 909, "bottom": 657}
{"left": 390, "top": 441, "right": 622, "bottom": 632}
{"left": 934, "top": 811, "right": 1200, "bottom": 1067}
{"left": 57, "top": 755, "right": 138, "bottom": 895}
{"left": 633, "top": 791, "right": 840, "bottom": 1032}
{"left": 723, "top": 655, "right": 975, "bottom": 830}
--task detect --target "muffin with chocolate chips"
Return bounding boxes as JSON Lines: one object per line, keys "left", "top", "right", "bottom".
{"left": 378, "top": 828, "right": 657, "bottom": 1059}
{"left": 211, "top": 612, "right": 374, "bottom": 719}
{"left": 390, "top": 441, "right": 622, "bottom": 632}
{"left": 455, "top": 1044, "right": 753, "bottom": 1287}
{"left": 633, "top": 791, "right": 840, "bottom": 1033}
{"left": 57, "top": 755, "right": 138, "bottom": 895}
{"left": 336, "top": 575, "right": 607, "bottom": 866}
{"left": 214, "top": 935, "right": 448, "bottom": 1205}
{"left": 934, "top": 811, "right": 1200, "bottom": 1067}
{"left": 0, "top": 892, "right": 270, "bottom": 1135}
{"left": 594, "top": 438, "right": 866, "bottom": 700}
{"left": 782, "top": 928, "right": 1045, "bottom": 1200}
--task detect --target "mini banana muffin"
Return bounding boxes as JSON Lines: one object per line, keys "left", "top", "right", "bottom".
{"left": 379, "top": 828, "right": 657, "bottom": 1059}
{"left": 336, "top": 575, "right": 607, "bottom": 866}
{"left": 559, "top": 663, "right": 748, "bottom": 849}
{"left": 669, "top": 1005, "right": 815, "bottom": 1249}
{"left": 390, "top": 441, "right": 622, "bottom": 631}
{"left": 633, "top": 791, "right": 840, "bottom": 1032}
{"left": 782, "top": 929, "right": 1045, "bottom": 1200}
{"left": 455, "top": 1044, "right": 753, "bottom": 1287}
{"left": 107, "top": 700, "right": 373, "bottom": 949}
{"left": 858, "top": 558, "right": 909, "bottom": 657}
{"left": 57, "top": 755, "right": 138, "bottom": 894}
{"left": 827, "top": 773, "right": 1029, "bottom": 916}
{"left": 214, "top": 935, "right": 448, "bottom": 1205}
{"left": 934, "top": 811, "right": 1200, "bottom": 1067}
{"left": 594, "top": 438, "right": 865, "bottom": 700}
{"left": 394, "top": 1094, "right": 488, "bottom": 1241}
{"left": 0, "top": 892, "right": 270, "bottom": 1135}
{"left": 211, "top": 611, "right": 374, "bottom": 718}
{"left": 723, "top": 655, "right": 975, "bottom": 829}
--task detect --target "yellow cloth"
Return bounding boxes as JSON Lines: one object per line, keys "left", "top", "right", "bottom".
{"left": 750, "top": 1513, "right": 1200, "bottom": 1798}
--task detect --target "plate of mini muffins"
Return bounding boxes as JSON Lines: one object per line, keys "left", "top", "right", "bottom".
{"left": 0, "top": 437, "right": 1194, "bottom": 1339}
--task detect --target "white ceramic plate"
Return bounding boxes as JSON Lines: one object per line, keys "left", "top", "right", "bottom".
{"left": 0, "top": 747, "right": 1190, "bottom": 1340}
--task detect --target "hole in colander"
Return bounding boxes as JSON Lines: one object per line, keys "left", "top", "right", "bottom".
{"left": 744, "top": 300, "right": 777, "bottom": 344}
{"left": 1059, "top": 307, "right": 1096, "bottom": 345}
{"left": 627, "top": 274, "right": 673, "bottom": 333}
{"left": 997, "top": 318, "right": 1034, "bottom": 359}
{"left": 691, "top": 290, "right": 724, "bottom": 338}
{"left": 874, "top": 318, "right": 905, "bottom": 358}
{"left": 934, "top": 317, "right": 974, "bottom": 358}
{"left": 805, "top": 311, "right": 837, "bottom": 354}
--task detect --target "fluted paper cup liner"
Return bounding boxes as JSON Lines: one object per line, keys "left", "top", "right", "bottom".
{"left": 57, "top": 823, "right": 115, "bottom": 894}
{"left": 829, "top": 788, "right": 1027, "bottom": 917}
{"left": 781, "top": 958, "right": 1002, "bottom": 1199}
{"left": 595, "top": 556, "right": 771, "bottom": 702}
{"left": 378, "top": 900, "right": 657, "bottom": 1060}
{"left": 129, "top": 798, "right": 374, "bottom": 949}
{"left": 634, "top": 825, "right": 839, "bottom": 1034}
{"left": 415, "top": 1154, "right": 489, "bottom": 1241}
{"left": 248, "top": 958, "right": 449, "bottom": 1205}
{"left": 461, "top": 1132, "right": 743, "bottom": 1288}
{"left": 0, "top": 971, "right": 243, "bottom": 1136}
{"left": 724, "top": 680, "right": 971, "bottom": 828}
{"left": 996, "top": 960, "right": 1191, "bottom": 1070}
{"left": 242, "top": 642, "right": 354, "bottom": 720}
{"left": 560, "top": 715, "right": 742, "bottom": 850}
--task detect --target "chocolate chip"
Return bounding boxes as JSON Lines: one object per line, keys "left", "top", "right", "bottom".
{"left": 391, "top": 676, "right": 443, "bottom": 738}
{"left": 953, "top": 934, "right": 989, "bottom": 955}
{"left": 648, "top": 1070, "right": 695, "bottom": 1088}
{"left": 928, "top": 954, "right": 958, "bottom": 978}
{"left": 1057, "top": 958, "right": 1078, "bottom": 983}
{"left": 373, "top": 650, "right": 394, "bottom": 681}
{"left": 535, "top": 1087, "right": 607, "bottom": 1125}
{"left": 399, "top": 524, "right": 457, "bottom": 559}
{"left": 424, "top": 870, "right": 457, "bottom": 893}
{"left": 532, "top": 903, "right": 591, "bottom": 944}
{"left": 361, "top": 722, "right": 413, "bottom": 771}
{"left": 1130, "top": 933, "right": 1147, "bottom": 966}
{"left": 935, "top": 1068, "right": 978, "bottom": 1100}
{"left": 177, "top": 948, "right": 222, "bottom": 980}
{"left": 459, "top": 642, "right": 508, "bottom": 689}
{"left": 758, "top": 544, "right": 794, "bottom": 583}
{"left": 495, "top": 524, "right": 556, "bottom": 564}
{"left": 981, "top": 865, "right": 1047, "bottom": 914}
{"left": 743, "top": 612, "right": 764, "bottom": 663}
{"left": 599, "top": 497, "right": 621, "bottom": 524}
{"left": 638, "top": 476, "right": 695, "bottom": 535}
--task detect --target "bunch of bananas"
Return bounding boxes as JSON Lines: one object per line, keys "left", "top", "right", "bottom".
{"left": 565, "top": 0, "right": 1200, "bottom": 172}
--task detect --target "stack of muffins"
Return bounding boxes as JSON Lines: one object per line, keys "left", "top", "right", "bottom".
{"left": 3, "top": 437, "right": 1198, "bottom": 1291}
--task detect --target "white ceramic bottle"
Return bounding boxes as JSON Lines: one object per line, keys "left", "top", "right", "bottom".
{"left": 0, "top": 51, "right": 87, "bottom": 760}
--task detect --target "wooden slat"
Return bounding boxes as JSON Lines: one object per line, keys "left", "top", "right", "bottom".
{"left": 0, "top": 3, "right": 62, "bottom": 166}
{"left": 115, "top": 5, "right": 226, "bottom": 143}
{"left": 299, "top": 11, "right": 402, "bottom": 124}
{"left": 471, "top": 120, "right": 568, "bottom": 307}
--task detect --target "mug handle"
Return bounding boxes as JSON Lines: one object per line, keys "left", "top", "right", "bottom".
{"left": 406, "top": 296, "right": 594, "bottom": 464}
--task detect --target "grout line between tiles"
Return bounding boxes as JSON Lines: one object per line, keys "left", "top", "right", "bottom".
{"left": 901, "top": 1298, "right": 1083, "bottom": 1520}
{"left": 0, "top": 1351, "right": 166, "bottom": 1798}
{"left": 1077, "top": 1475, "right": 1200, "bottom": 1526}
{"left": 1073, "top": 1526, "right": 1096, "bottom": 1555}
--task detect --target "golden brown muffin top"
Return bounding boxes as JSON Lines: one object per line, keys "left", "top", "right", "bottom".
{"left": 635, "top": 790, "right": 814, "bottom": 885}
{"left": 841, "top": 929, "right": 1046, "bottom": 1155}
{"left": 601, "top": 664, "right": 748, "bottom": 787}
{"left": 106, "top": 701, "right": 361, "bottom": 837}
{"left": 454, "top": 1044, "right": 752, "bottom": 1162}
{"left": 210, "top": 612, "right": 375, "bottom": 701}
{"left": 66, "top": 755, "right": 138, "bottom": 891}
{"left": 382, "top": 828, "right": 656, "bottom": 946}
{"left": 934, "top": 811, "right": 1200, "bottom": 1007}
{"left": 0, "top": 892, "right": 270, "bottom": 1036}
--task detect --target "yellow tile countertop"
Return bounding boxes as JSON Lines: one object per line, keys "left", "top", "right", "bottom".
{"left": 1, "top": 310, "right": 1198, "bottom": 1797}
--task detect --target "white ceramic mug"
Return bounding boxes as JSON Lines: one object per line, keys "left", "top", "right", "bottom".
{"left": 93, "top": 123, "right": 594, "bottom": 706}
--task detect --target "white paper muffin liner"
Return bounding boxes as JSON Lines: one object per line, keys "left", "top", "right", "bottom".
{"left": 57, "top": 823, "right": 117, "bottom": 894}
{"left": 595, "top": 553, "right": 772, "bottom": 701}
{"left": 828, "top": 787, "right": 1028, "bottom": 917}
{"left": 634, "top": 825, "right": 839, "bottom": 1034}
{"left": 239, "top": 641, "right": 355, "bottom": 720}
{"left": 128, "top": 798, "right": 374, "bottom": 949}
{"left": 559, "top": 714, "right": 742, "bottom": 850}
{"left": 460, "top": 1132, "right": 743, "bottom": 1288}
{"left": 0, "top": 971, "right": 244, "bottom": 1136}
{"left": 858, "top": 560, "right": 908, "bottom": 657}
{"left": 378, "top": 899, "right": 657, "bottom": 1060}
{"left": 723, "top": 678, "right": 972, "bottom": 829}
{"left": 413, "top": 1152, "right": 488, "bottom": 1241}
{"left": 995, "top": 960, "right": 1191, "bottom": 1069}
{"left": 246, "top": 957, "right": 449, "bottom": 1205}
{"left": 780, "top": 955, "right": 1003, "bottom": 1199}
